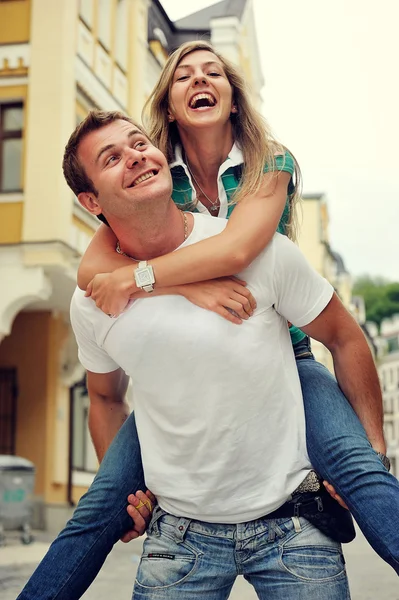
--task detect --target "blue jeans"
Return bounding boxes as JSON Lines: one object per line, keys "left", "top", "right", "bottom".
{"left": 17, "top": 345, "right": 399, "bottom": 599}
{"left": 133, "top": 506, "right": 350, "bottom": 599}
{"left": 295, "top": 337, "right": 399, "bottom": 574}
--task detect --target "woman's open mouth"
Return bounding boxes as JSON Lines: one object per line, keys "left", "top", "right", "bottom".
{"left": 188, "top": 93, "right": 217, "bottom": 110}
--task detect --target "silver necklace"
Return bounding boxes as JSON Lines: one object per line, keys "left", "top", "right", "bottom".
{"left": 116, "top": 212, "right": 188, "bottom": 258}
{"left": 186, "top": 161, "right": 220, "bottom": 213}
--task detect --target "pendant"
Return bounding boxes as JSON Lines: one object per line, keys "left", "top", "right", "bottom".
{"left": 210, "top": 205, "right": 219, "bottom": 212}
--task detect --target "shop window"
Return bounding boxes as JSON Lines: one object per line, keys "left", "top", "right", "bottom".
{"left": 70, "top": 381, "right": 97, "bottom": 473}
{"left": 0, "top": 103, "right": 23, "bottom": 193}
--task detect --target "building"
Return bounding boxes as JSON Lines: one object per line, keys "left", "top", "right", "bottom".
{"left": 296, "top": 193, "right": 354, "bottom": 370}
{"left": 0, "top": 0, "right": 261, "bottom": 531}
{"left": 375, "top": 316, "right": 399, "bottom": 478}
{"left": 147, "top": 0, "right": 263, "bottom": 107}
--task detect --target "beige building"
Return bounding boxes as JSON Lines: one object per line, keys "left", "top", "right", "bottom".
{"left": 0, "top": 0, "right": 158, "bottom": 531}
{"left": 296, "top": 193, "right": 354, "bottom": 370}
{"left": 0, "top": 0, "right": 262, "bottom": 530}
{"left": 375, "top": 316, "right": 399, "bottom": 478}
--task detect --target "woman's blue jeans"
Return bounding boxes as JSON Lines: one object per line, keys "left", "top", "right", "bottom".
{"left": 17, "top": 343, "right": 399, "bottom": 599}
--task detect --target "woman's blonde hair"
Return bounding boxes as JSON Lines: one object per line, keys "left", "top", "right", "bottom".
{"left": 143, "top": 40, "right": 301, "bottom": 240}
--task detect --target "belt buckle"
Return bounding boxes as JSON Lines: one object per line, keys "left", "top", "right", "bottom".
{"left": 294, "top": 470, "right": 322, "bottom": 494}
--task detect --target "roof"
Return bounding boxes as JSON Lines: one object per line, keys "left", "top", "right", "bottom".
{"left": 174, "top": 0, "right": 247, "bottom": 31}
{"left": 302, "top": 193, "right": 325, "bottom": 201}
{"left": 330, "top": 250, "right": 348, "bottom": 275}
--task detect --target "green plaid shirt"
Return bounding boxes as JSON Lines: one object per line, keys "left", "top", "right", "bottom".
{"left": 169, "top": 143, "right": 305, "bottom": 345}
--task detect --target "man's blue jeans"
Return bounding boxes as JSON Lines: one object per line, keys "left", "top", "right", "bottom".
{"left": 17, "top": 349, "right": 399, "bottom": 599}
{"left": 133, "top": 506, "right": 350, "bottom": 599}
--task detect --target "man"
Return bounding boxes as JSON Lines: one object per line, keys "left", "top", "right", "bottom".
{"left": 19, "top": 110, "right": 385, "bottom": 599}
{"left": 67, "top": 110, "right": 388, "bottom": 598}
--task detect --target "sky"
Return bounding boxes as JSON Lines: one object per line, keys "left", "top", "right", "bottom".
{"left": 161, "top": 0, "right": 399, "bottom": 281}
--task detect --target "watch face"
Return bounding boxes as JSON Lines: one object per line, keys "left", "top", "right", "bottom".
{"left": 137, "top": 269, "right": 152, "bottom": 285}
{"left": 135, "top": 266, "right": 155, "bottom": 287}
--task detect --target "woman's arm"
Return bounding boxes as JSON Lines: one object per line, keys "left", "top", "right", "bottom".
{"left": 153, "top": 170, "right": 291, "bottom": 283}
{"left": 77, "top": 225, "right": 130, "bottom": 290}
{"left": 82, "top": 170, "right": 291, "bottom": 315}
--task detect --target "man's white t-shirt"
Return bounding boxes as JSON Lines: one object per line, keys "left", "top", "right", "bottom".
{"left": 71, "top": 213, "right": 334, "bottom": 523}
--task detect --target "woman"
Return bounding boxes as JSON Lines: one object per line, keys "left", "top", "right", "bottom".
{"left": 18, "top": 42, "right": 399, "bottom": 600}
{"left": 81, "top": 40, "right": 399, "bottom": 563}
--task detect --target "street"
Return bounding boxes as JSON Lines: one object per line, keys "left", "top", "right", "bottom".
{"left": 1, "top": 525, "right": 398, "bottom": 599}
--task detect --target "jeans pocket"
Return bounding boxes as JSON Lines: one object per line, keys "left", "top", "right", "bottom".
{"left": 135, "top": 527, "right": 200, "bottom": 590}
{"left": 280, "top": 544, "right": 346, "bottom": 582}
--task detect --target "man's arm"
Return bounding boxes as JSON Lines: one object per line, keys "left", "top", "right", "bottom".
{"left": 301, "top": 293, "right": 386, "bottom": 454}
{"left": 86, "top": 368, "right": 130, "bottom": 461}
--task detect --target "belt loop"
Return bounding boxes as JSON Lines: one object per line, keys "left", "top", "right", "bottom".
{"left": 174, "top": 517, "right": 191, "bottom": 544}
{"left": 292, "top": 516, "right": 302, "bottom": 533}
{"left": 268, "top": 519, "right": 276, "bottom": 542}
{"left": 294, "top": 501, "right": 301, "bottom": 518}
{"left": 149, "top": 505, "right": 164, "bottom": 537}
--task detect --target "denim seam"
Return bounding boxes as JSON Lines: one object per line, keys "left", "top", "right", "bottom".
{"left": 277, "top": 546, "right": 347, "bottom": 583}
{"left": 135, "top": 546, "right": 202, "bottom": 591}
{"left": 153, "top": 525, "right": 204, "bottom": 558}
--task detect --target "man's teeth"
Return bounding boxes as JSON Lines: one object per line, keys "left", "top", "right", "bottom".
{"left": 190, "top": 93, "right": 215, "bottom": 108}
{"left": 133, "top": 171, "right": 155, "bottom": 186}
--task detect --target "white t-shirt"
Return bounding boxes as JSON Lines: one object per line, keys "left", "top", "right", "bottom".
{"left": 70, "top": 213, "right": 334, "bottom": 523}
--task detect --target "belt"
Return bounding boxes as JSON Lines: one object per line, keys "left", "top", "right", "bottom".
{"left": 266, "top": 493, "right": 324, "bottom": 520}
{"left": 263, "top": 470, "right": 324, "bottom": 521}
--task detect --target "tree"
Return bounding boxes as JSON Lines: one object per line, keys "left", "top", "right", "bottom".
{"left": 353, "top": 276, "right": 399, "bottom": 329}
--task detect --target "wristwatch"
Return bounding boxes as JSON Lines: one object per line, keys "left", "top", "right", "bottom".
{"left": 134, "top": 261, "right": 155, "bottom": 292}
{"left": 377, "top": 452, "right": 391, "bottom": 472}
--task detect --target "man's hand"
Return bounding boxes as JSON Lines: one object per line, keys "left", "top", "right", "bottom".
{"left": 323, "top": 481, "right": 348, "bottom": 510}
{"left": 179, "top": 277, "right": 257, "bottom": 324}
{"left": 120, "top": 490, "right": 157, "bottom": 543}
{"left": 86, "top": 271, "right": 133, "bottom": 316}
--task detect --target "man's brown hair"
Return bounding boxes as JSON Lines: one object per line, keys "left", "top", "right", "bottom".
{"left": 62, "top": 110, "right": 145, "bottom": 197}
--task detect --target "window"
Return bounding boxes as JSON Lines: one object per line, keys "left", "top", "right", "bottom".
{"left": 0, "top": 103, "right": 23, "bottom": 192}
{"left": 97, "top": 0, "right": 112, "bottom": 50}
{"left": 79, "top": 0, "right": 93, "bottom": 28}
{"left": 115, "top": 0, "right": 128, "bottom": 70}
{"left": 71, "top": 381, "right": 97, "bottom": 473}
{"left": 387, "top": 336, "right": 399, "bottom": 353}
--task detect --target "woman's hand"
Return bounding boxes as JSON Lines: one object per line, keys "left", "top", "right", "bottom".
{"left": 86, "top": 269, "right": 135, "bottom": 316}
{"left": 179, "top": 277, "right": 257, "bottom": 324}
{"left": 85, "top": 270, "right": 257, "bottom": 324}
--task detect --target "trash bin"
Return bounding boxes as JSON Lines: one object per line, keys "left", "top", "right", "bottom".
{"left": 0, "top": 455, "right": 35, "bottom": 545}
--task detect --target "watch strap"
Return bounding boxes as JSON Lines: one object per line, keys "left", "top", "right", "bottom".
{"left": 377, "top": 452, "right": 391, "bottom": 472}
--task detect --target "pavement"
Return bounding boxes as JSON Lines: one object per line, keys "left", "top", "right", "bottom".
{"left": 0, "top": 526, "right": 398, "bottom": 599}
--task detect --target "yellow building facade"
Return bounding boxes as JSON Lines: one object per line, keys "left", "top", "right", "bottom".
{"left": 0, "top": 0, "right": 261, "bottom": 530}
{"left": 0, "top": 0, "right": 152, "bottom": 530}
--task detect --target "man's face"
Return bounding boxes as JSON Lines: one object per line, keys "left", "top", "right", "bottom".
{"left": 77, "top": 120, "right": 172, "bottom": 221}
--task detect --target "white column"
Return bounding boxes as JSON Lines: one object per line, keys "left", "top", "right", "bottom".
{"left": 22, "top": 0, "right": 78, "bottom": 243}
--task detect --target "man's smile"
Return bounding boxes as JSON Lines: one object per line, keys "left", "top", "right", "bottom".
{"left": 127, "top": 169, "right": 159, "bottom": 188}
